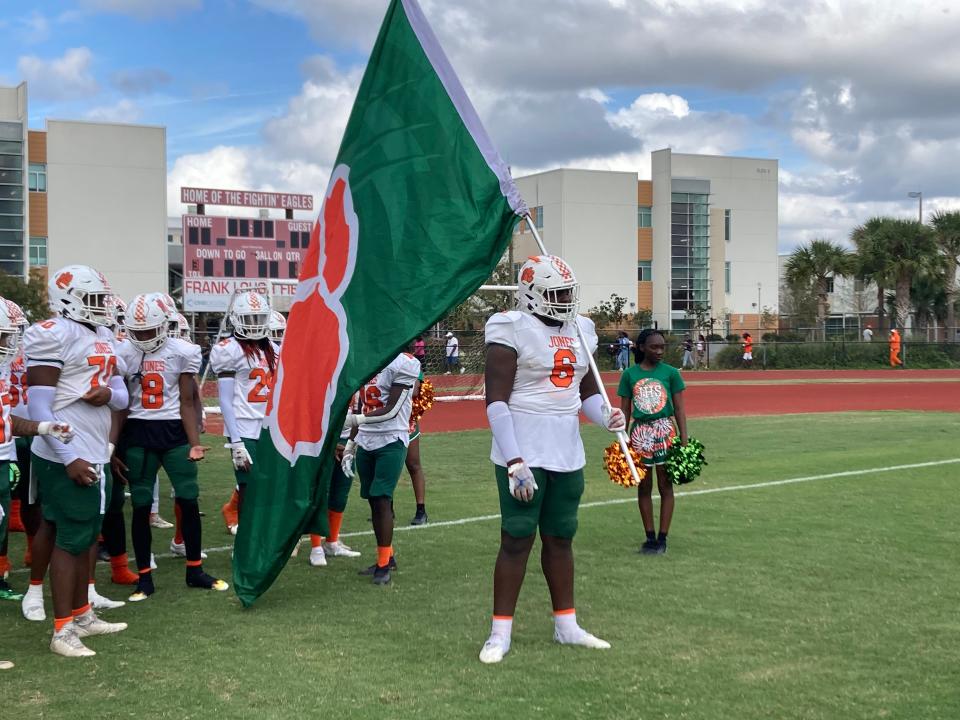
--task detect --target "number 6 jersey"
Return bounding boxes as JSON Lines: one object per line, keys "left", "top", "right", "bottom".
{"left": 116, "top": 337, "right": 201, "bottom": 420}
{"left": 484, "top": 310, "right": 598, "bottom": 472}
{"left": 23, "top": 316, "right": 118, "bottom": 464}
{"left": 210, "top": 337, "right": 277, "bottom": 439}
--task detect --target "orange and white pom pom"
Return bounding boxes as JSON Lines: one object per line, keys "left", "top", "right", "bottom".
{"left": 603, "top": 441, "right": 647, "bottom": 488}
{"left": 411, "top": 378, "right": 435, "bottom": 423}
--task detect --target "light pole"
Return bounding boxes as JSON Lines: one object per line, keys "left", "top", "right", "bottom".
{"left": 757, "top": 282, "right": 762, "bottom": 332}
{"left": 908, "top": 191, "right": 922, "bottom": 223}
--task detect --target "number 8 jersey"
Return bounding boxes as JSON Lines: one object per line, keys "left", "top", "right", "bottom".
{"left": 484, "top": 310, "right": 598, "bottom": 472}
{"left": 210, "top": 337, "right": 277, "bottom": 439}
{"left": 116, "top": 337, "right": 201, "bottom": 419}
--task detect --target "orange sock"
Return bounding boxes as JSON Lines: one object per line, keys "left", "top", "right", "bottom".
{"left": 30, "top": 579, "right": 42, "bottom": 587}
{"left": 0, "top": 556, "right": 9, "bottom": 576}
{"left": 327, "top": 511, "right": 343, "bottom": 543}
{"left": 110, "top": 553, "right": 139, "bottom": 585}
{"left": 221, "top": 489, "right": 239, "bottom": 528}
{"left": 376, "top": 546, "right": 392, "bottom": 568}
{"left": 8, "top": 499, "right": 24, "bottom": 532}
{"left": 53, "top": 616, "right": 72, "bottom": 632}
{"left": 310, "top": 534, "right": 323, "bottom": 549}
{"left": 173, "top": 503, "right": 183, "bottom": 545}
{"left": 72, "top": 603, "right": 91, "bottom": 617}
{"left": 185, "top": 559, "right": 201, "bottom": 568}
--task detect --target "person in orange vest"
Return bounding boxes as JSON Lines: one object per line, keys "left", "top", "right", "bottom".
{"left": 889, "top": 328, "right": 903, "bottom": 367}
{"left": 741, "top": 333, "right": 753, "bottom": 369}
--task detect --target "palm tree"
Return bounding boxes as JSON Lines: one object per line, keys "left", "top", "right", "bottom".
{"left": 880, "top": 219, "right": 939, "bottom": 333}
{"left": 851, "top": 217, "right": 894, "bottom": 333}
{"left": 784, "top": 239, "right": 854, "bottom": 335}
{"left": 930, "top": 210, "right": 960, "bottom": 341}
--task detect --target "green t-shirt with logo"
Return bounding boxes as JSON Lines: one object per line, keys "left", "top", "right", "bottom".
{"left": 617, "top": 362, "right": 686, "bottom": 423}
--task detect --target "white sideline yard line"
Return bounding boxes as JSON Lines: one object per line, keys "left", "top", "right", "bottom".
{"left": 8, "top": 458, "right": 959, "bottom": 576}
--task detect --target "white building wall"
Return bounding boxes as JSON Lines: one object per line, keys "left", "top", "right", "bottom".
{"left": 46, "top": 120, "right": 167, "bottom": 303}
{"left": 650, "top": 149, "right": 673, "bottom": 328}
{"left": 514, "top": 169, "right": 637, "bottom": 313}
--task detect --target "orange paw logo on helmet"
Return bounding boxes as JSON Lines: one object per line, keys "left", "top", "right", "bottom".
{"left": 520, "top": 267, "right": 535, "bottom": 284}
{"left": 55, "top": 271, "right": 74, "bottom": 289}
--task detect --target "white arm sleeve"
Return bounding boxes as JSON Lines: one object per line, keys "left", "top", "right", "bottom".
{"left": 486, "top": 401, "right": 522, "bottom": 463}
{"left": 29, "top": 385, "right": 79, "bottom": 466}
{"left": 107, "top": 374, "right": 129, "bottom": 411}
{"left": 580, "top": 393, "right": 607, "bottom": 426}
{"left": 217, "top": 377, "right": 241, "bottom": 442}
{"left": 356, "top": 387, "right": 411, "bottom": 425}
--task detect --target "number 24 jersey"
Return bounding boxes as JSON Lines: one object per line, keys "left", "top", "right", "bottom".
{"left": 210, "top": 337, "right": 277, "bottom": 439}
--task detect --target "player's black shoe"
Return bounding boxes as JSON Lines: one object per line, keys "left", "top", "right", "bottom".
{"left": 185, "top": 567, "right": 229, "bottom": 591}
{"left": 358, "top": 556, "right": 397, "bottom": 575}
{"left": 372, "top": 566, "right": 392, "bottom": 585}
{"left": 410, "top": 509, "right": 428, "bottom": 526}
{"left": 640, "top": 539, "right": 659, "bottom": 555}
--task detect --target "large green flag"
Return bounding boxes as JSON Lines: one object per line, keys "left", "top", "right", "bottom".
{"left": 233, "top": 0, "right": 526, "bottom": 606}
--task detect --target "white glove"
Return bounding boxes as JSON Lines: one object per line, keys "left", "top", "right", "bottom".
{"left": 341, "top": 439, "right": 357, "bottom": 478}
{"left": 344, "top": 412, "right": 361, "bottom": 429}
{"left": 602, "top": 406, "right": 627, "bottom": 433}
{"left": 226, "top": 440, "right": 252, "bottom": 471}
{"left": 38, "top": 421, "right": 75, "bottom": 444}
{"left": 507, "top": 461, "right": 538, "bottom": 503}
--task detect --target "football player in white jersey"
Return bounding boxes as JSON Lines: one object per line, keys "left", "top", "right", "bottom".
{"left": 478, "top": 255, "right": 626, "bottom": 664}
{"left": 113, "top": 293, "right": 222, "bottom": 601}
{"left": 341, "top": 352, "right": 421, "bottom": 585}
{"left": 210, "top": 292, "right": 277, "bottom": 523}
{"left": 23, "top": 266, "right": 130, "bottom": 657}
{"left": 268, "top": 310, "right": 286, "bottom": 345}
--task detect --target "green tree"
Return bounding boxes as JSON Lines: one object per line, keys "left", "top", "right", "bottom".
{"left": 0, "top": 269, "right": 51, "bottom": 321}
{"left": 441, "top": 262, "right": 515, "bottom": 330}
{"left": 877, "top": 219, "right": 938, "bottom": 333}
{"left": 784, "top": 239, "right": 854, "bottom": 333}
{"left": 851, "top": 217, "right": 893, "bottom": 333}
{"left": 930, "top": 210, "right": 960, "bottom": 340}
{"left": 586, "top": 293, "right": 628, "bottom": 329}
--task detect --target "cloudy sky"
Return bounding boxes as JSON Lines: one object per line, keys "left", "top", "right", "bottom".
{"left": 4, "top": 0, "right": 959, "bottom": 250}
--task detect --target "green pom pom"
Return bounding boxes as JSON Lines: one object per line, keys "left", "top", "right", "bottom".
{"left": 665, "top": 437, "right": 707, "bottom": 485}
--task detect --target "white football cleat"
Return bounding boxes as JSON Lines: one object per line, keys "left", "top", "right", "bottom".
{"left": 228, "top": 524, "right": 238, "bottom": 536}
{"left": 309, "top": 546, "right": 327, "bottom": 567}
{"left": 50, "top": 624, "right": 96, "bottom": 658}
{"left": 22, "top": 587, "right": 46, "bottom": 622}
{"left": 88, "top": 586, "right": 125, "bottom": 610}
{"left": 73, "top": 608, "right": 127, "bottom": 638}
{"left": 554, "top": 628, "right": 610, "bottom": 650}
{"left": 0, "top": 660, "right": 13, "bottom": 670}
{"left": 322, "top": 540, "right": 361, "bottom": 558}
{"left": 150, "top": 553, "right": 157, "bottom": 570}
{"left": 149, "top": 513, "right": 174, "bottom": 529}
{"left": 479, "top": 634, "right": 510, "bottom": 664}
{"left": 169, "top": 541, "right": 207, "bottom": 559}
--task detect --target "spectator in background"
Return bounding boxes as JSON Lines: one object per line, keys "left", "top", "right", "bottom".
{"left": 742, "top": 333, "right": 753, "bottom": 368}
{"left": 615, "top": 331, "right": 632, "bottom": 370}
{"left": 412, "top": 335, "right": 426, "bottom": 367}
{"left": 862, "top": 324, "right": 873, "bottom": 342}
{"left": 445, "top": 331, "right": 461, "bottom": 374}
{"left": 681, "top": 336, "right": 694, "bottom": 369}
{"left": 696, "top": 334, "right": 706, "bottom": 368}
{"left": 889, "top": 328, "right": 902, "bottom": 367}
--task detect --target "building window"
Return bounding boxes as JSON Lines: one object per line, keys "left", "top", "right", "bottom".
{"left": 638, "top": 206, "right": 652, "bottom": 228}
{"left": 724, "top": 209, "right": 730, "bottom": 242}
{"left": 637, "top": 261, "right": 652, "bottom": 281}
{"left": 29, "top": 236, "right": 47, "bottom": 267}
{"left": 533, "top": 206, "right": 543, "bottom": 230}
{"left": 825, "top": 276, "right": 835, "bottom": 293}
{"left": 28, "top": 163, "right": 46, "bottom": 192}
{"left": 670, "top": 192, "right": 710, "bottom": 312}
{"left": 725, "top": 261, "right": 731, "bottom": 294}
{"left": 167, "top": 234, "right": 174, "bottom": 244}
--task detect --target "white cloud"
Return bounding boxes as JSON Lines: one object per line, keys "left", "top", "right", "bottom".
{"left": 17, "top": 47, "right": 99, "bottom": 101}
{"left": 78, "top": 0, "right": 201, "bottom": 19}
{"left": 85, "top": 99, "right": 142, "bottom": 123}
{"left": 19, "top": 11, "right": 50, "bottom": 43}
{"left": 111, "top": 67, "right": 172, "bottom": 95}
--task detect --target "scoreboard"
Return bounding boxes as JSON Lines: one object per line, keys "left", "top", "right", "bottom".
{"left": 181, "top": 214, "right": 313, "bottom": 311}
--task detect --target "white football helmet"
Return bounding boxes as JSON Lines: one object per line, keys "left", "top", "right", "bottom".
{"left": 48, "top": 265, "right": 114, "bottom": 326}
{"left": 0, "top": 298, "right": 25, "bottom": 363}
{"left": 156, "top": 293, "right": 179, "bottom": 334}
{"left": 230, "top": 292, "right": 270, "bottom": 340}
{"left": 176, "top": 313, "right": 191, "bottom": 341}
{"left": 125, "top": 293, "right": 169, "bottom": 353}
{"left": 516, "top": 254, "right": 580, "bottom": 322}
{"left": 268, "top": 311, "right": 286, "bottom": 344}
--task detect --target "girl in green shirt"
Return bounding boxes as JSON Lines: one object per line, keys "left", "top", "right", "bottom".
{"left": 617, "top": 329, "right": 688, "bottom": 555}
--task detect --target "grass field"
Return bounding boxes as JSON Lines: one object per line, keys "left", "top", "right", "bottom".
{"left": 4, "top": 411, "right": 960, "bottom": 719}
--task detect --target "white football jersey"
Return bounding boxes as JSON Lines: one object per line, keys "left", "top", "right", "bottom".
{"left": 210, "top": 336, "right": 278, "bottom": 439}
{"left": 484, "top": 311, "right": 598, "bottom": 472}
{"left": 0, "top": 368, "right": 14, "bottom": 461}
{"left": 23, "top": 316, "right": 117, "bottom": 464}
{"left": 117, "top": 337, "right": 201, "bottom": 421}
{"left": 8, "top": 349, "right": 27, "bottom": 411}
{"left": 356, "top": 353, "right": 420, "bottom": 451}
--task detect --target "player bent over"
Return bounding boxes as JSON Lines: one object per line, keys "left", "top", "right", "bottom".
{"left": 479, "top": 255, "right": 625, "bottom": 664}
{"left": 25, "top": 265, "right": 130, "bottom": 657}
{"left": 113, "top": 293, "right": 221, "bottom": 601}
{"left": 342, "top": 352, "right": 421, "bottom": 585}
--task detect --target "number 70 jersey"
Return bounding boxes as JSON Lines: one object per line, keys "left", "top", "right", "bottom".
{"left": 484, "top": 310, "right": 598, "bottom": 415}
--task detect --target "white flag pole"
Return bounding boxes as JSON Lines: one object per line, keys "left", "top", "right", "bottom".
{"left": 526, "top": 220, "right": 643, "bottom": 487}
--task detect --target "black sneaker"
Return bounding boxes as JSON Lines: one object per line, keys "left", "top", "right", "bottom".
{"left": 358, "top": 556, "right": 397, "bottom": 576}
{"left": 653, "top": 539, "right": 667, "bottom": 555}
{"left": 372, "top": 566, "right": 392, "bottom": 585}
{"left": 186, "top": 567, "right": 229, "bottom": 591}
{"left": 640, "top": 539, "right": 659, "bottom": 555}
{"left": 97, "top": 544, "right": 110, "bottom": 562}
{"left": 410, "top": 510, "right": 428, "bottom": 526}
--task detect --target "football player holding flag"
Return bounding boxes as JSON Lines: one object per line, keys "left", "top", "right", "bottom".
{"left": 479, "top": 255, "right": 626, "bottom": 664}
